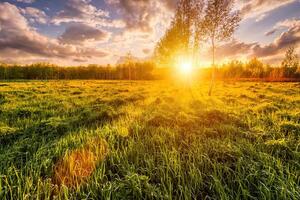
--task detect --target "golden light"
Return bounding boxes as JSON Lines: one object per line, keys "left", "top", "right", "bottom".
{"left": 179, "top": 60, "right": 193, "bottom": 75}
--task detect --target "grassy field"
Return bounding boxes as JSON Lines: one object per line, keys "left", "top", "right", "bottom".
{"left": 0, "top": 80, "right": 299, "bottom": 199}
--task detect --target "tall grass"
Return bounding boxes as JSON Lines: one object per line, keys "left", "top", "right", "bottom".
{"left": 0, "top": 81, "right": 299, "bottom": 199}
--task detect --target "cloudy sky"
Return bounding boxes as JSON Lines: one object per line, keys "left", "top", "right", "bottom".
{"left": 0, "top": 0, "right": 299, "bottom": 66}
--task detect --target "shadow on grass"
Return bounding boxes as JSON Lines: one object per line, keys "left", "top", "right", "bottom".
{"left": 0, "top": 104, "right": 120, "bottom": 170}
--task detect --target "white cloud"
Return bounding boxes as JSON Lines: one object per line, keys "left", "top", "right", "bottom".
{"left": 16, "top": 0, "right": 35, "bottom": 4}
{"left": 238, "top": 0, "right": 296, "bottom": 21}
{"left": 59, "top": 23, "right": 111, "bottom": 44}
{"left": 20, "top": 7, "right": 48, "bottom": 24}
{"left": 265, "top": 18, "right": 300, "bottom": 36}
{"left": 51, "top": 0, "right": 124, "bottom": 28}
{"left": 276, "top": 18, "right": 300, "bottom": 28}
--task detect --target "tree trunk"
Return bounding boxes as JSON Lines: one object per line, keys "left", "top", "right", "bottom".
{"left": 128, "top": 65, "right": 131, "bottom": 81}
{"left": 208, "top": 40, "right": 215, "bottom": 96}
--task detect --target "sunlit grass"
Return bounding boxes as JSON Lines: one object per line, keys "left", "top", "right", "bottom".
{"left": 0, "top": 80, "right": 299, "bottom": 199}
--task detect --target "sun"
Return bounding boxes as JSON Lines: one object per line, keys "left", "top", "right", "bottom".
{"left": 179, "top": 61, "right": 193, "bottom": 75}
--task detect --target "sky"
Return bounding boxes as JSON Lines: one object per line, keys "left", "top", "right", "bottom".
{"left": 0, "top": 0, "right": 299, "bottom": 66}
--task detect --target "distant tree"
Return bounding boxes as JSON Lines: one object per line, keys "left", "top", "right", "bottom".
{"left": 124, "top": 52, "right": 134, "bottom": 80}
{"left": 222, "top": 60, "right": 244, "bottom": 78}
{"left": 264, "top": 64, "right": 273, "bottom": 78}
{"left": 155, "top": 0, "right": 204, "bottom": 66}
{"left": 246, "top": 58, "right": 264, "bottom": 78}
{"left": 281, "top": 46, "right": 299, "bottom": 78}
{"left": 200, "top": 0, "right": 240, "bottom": 95}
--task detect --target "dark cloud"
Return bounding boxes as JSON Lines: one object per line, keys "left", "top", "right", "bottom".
{"left": 143, "top": 48, "right": 151, "bottom": 54}
{"left": 59, "top": 23, "right": 110, "bottom": 44}
{"left": 73, "top": 58, "right": 88, "bottom": 62}
{"left": 253, "top": 24, "right": 300, "bottom": 57}
{"left": 162, "top": 0, "right": 178, "bottom": 11}
{"left": 0, "top": 2, "right": 108, "bottom": 63}
{"left": 265, "top": 29, "right": 277, "bottom": 36}
{"left": 216, "top": 40, "right": 256, "bottom": 58}
{"left": 105, "top": 0, "right": 174, "bottom": 33}
{"left": 203, "top": 22, "right": 300, "bottom": 61}
{"left": 106, "top": 0, "right": 155, "bottom": 32}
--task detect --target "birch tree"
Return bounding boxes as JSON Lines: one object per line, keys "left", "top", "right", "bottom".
{"left": 200, "top": 0, "right": 240, "bottom": 96}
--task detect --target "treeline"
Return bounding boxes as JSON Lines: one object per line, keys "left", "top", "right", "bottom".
{"left": 0, "top": 62, "right": 155, "bottom": 80}
{"left": 218, "top": 58, "right": 300, "bottom": 80}
{"left": 1, "top": 49, "right": 299, "bottom": 81}
{"left": 1, "top": 59, "right": 300, "bottom": 81}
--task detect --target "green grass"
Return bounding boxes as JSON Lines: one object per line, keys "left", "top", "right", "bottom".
{"left": 0, "top": 80, "right": 299, "bottom": 199}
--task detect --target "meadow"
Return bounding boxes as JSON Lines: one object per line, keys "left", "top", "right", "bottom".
{"left": 0, "top": 80, "right": 299, "bottom": 199}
